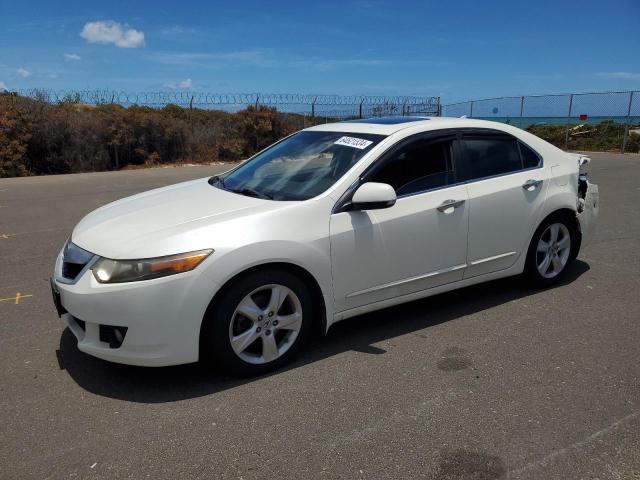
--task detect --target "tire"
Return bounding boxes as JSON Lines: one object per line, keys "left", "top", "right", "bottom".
{"left": 524, "top": 213, "right": 579, "bottom": 287}
{"left": 201, "top": 269, "right": 313, "bottom": 376}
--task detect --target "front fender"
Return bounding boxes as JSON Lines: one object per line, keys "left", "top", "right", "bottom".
{"left": 202, "top": 239, "right": 331, "bottom": 289}
{"left": 199, "top": 239, "right": 335, "bottom": 328}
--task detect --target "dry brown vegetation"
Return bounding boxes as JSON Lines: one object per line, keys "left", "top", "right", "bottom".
{"left": 3, "top": 92, "right": 637, "bottom": 178}
{"left": 0, "top": 92, "right": 318, "bottom": 178}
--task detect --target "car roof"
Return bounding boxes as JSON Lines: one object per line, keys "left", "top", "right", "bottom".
{"left": 304, "top": 116, "right": 516, "bottom": 136}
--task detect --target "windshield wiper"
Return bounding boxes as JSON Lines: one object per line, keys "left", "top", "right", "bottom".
{"left": 227, "top": 187, "right": 273, "bottom": 200}
{"left": 208, "top": 175, "right": 224, "bottom": 187}
{"left": 211, "top": 175, "right": 273, "bottom": 199}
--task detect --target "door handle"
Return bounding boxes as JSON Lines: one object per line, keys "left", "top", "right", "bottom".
{"left": 437, "top": 199, "right": 465, "bottom": 213}
{"left": 522, "top": 179, "right": 543, "bottom": 191}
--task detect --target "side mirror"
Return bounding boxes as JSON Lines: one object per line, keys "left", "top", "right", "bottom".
{"left": 351, "top": 182, "right": 397, "bottom": 210}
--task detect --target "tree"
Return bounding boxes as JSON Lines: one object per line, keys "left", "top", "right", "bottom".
{"left": 0, "top": 95, "right": 32, "bottom": 177}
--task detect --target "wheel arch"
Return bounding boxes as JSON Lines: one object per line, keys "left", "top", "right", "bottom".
{"left": 529, "top": 207, "right": 582, "bottom": 262}
{"left": 199, "top": 262, "right": 327, "bottom": 360}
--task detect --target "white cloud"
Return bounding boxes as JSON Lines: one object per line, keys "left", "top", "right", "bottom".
{"left": 151, "top": 50, "right": 277, "bottom": 68}
{"left": 80, "top": 20, "right": 145, "bottom": 48}
{"left": 597, "top": 72, "right": 640, "bottom": 80}
{"left": 161, "top": 25, "right": 203, "bottom": 37}
{"left": 161, "top": 25, "right": 183, "bottom": 35}
{"left": 294, "top": 58, "right": 387, "bottom": 71}
{"left": 0, "top": 81, "right": 7, "bottom": 91}
{"left": 17, "top": 67, "right": 31, "bottom": 77}
{"left": 150, "top": 50, "right": 436, "bottom": 71}
{"left": 164, "top": 78, "right": 193, "bottom": 89}
{"left": 64, "top": 53, "right": 81, "bottom": 61}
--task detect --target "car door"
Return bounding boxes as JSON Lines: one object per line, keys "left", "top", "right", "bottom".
{"left": 460, "top": 129, "right": 548, "bottom": 278}
{"left": 330, "top": 132, "right": 469, "bottom": 313}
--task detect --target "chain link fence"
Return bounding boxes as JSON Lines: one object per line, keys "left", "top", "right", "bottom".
{"left": 11, "top": 89, "right": 440, "bottom": 120}
{"left": 442, "top": 91, "right": 640, "bottom": 153}
{"left": 5, "top": 87, "right": 639, "bottom": 153}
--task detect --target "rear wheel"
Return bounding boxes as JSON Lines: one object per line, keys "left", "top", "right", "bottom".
{"left": 524, "top": 214, "right": 579, "bottom": 286}
{"left": 202, "top": 269, "right": 312, "bottom": 376}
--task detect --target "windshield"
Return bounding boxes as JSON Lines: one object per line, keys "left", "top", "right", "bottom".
{"left": 217, "top": 131, "right": 385, "bottom": 201}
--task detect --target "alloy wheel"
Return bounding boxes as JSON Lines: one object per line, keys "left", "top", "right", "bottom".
{"left": 228, "top": 284, "right": 303, "bottom": 364}
{"left": 536, "top": 223, "right": 571, "bottom": 279}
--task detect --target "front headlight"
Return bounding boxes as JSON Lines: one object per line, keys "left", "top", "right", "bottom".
{"left": 92, "top": 249, "right": 213, "bottom": 283}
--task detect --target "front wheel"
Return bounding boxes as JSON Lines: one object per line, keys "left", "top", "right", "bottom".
{"left": 202, "top": 269, "right": 313, "bottom": 376}
{"left": 524, "top": 214, "right": 579, "bottom": 286}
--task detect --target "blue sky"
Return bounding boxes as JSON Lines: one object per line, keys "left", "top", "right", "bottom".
{"left": 1, "top": 0, "right": 639, "bottom": 102}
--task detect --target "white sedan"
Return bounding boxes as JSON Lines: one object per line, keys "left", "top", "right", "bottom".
{"left": 51, "top": 117, "right": 599, "bottom": 375}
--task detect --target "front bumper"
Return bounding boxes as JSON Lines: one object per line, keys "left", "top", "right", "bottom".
{"left": 52, "top": 252, "right": 219, "bottom": 367}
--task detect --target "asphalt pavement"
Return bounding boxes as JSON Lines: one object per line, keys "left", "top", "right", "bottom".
{"left": 0, "top": 154, "right": 639, "bottom": 479}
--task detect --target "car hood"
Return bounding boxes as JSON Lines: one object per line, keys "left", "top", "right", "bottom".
{"left": 72, "top": 177, "right": 282, "bottom": 259}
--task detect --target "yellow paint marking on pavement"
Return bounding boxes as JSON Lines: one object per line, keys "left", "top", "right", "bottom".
{"left": 0, "top": 293, "right": 33, "bottom": 305}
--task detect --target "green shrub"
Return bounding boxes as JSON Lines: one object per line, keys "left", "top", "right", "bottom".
{"left": 526, "top": 120, "right": 638, "bottom": 153}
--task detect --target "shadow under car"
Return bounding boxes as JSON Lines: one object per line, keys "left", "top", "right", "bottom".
{"left": 56, "top": 260, "right": 590, "bottom": 403}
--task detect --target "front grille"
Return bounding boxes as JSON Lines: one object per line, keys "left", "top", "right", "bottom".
{"left": 61, "top": 242, "right": 94, "bottom": 281}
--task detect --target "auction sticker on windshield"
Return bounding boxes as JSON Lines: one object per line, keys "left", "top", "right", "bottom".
{"left": 334, "top": 136, "right": 374, "bottom": 149}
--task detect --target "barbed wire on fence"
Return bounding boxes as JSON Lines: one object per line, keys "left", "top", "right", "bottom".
{"left": 12, "top": 88, "right": 439, "bottom": 110}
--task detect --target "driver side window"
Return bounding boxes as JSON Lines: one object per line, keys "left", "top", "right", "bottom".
{"left": 369, "top": 135, "right": 457, "bottom": 197}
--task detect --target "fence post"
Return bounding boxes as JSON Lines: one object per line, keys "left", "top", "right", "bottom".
{"left": 255, "top": 95, "right": 259, "bottom": 109}
{"left": 469, "top": 101, "right": 474, "bottom": 118}
{"left": 311, "top": 98, "right": 316, "bottom": 120}
{"left": 622, "top": 91, "right": 634, "bottom": 154}
{"left": 359, "top": 100, "right": 364, "bottom": 119}
{"left": 402, "top": 102, "right": 407, "bottom": 116}
{"left": 189, "top": 96, "right": 194, "bottom": 110}
{"left": 437, "top": 97, "right": 441, "bottom": 117}
{"left": 519, "top": 96, "right": 524, "bottom": 128}
{"left": 564, "top": 93, "right": 574, "bottom": 150}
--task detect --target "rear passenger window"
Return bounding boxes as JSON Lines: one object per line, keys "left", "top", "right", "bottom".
{"left": 464, "top": 136, "right": 522, "bottom": 179}
{"left": 519, "top": 141, "right": 542, "bottom": 169}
